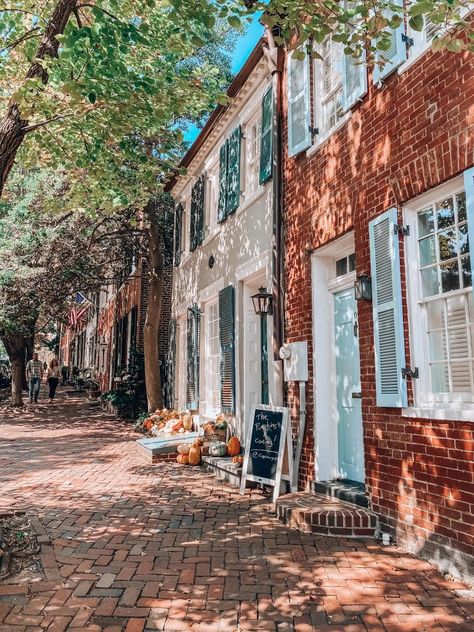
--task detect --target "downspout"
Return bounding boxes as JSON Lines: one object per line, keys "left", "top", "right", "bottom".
{"left": 264, "top": 29, "right": 285, "bottom": 373}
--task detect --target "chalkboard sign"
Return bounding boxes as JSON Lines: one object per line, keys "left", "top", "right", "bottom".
{"left": 239, "top": 405, "right": 293, "bottom": 502}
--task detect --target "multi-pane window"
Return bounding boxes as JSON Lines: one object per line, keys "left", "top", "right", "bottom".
{"left": 336, "top": 253, "right": 356, "bottom": 277}
{"left": 416, "top": 189, "right": 474, "bottom": 400}
{"left": 316, "top": 38, "right": 345, "bottom": 138}
{"left": 245, "top": 116, "right": 261, "bottom": 197}
{"left": 206, "top": 302, "right": 220, "bottom": 415}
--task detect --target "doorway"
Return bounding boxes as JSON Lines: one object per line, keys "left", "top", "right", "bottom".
{"left": 312, "top": 234, "right": 366, "bottom": 485}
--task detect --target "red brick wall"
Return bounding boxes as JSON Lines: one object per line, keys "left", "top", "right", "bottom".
{"left": 282, "top": 43, "right": 474, "bottom": 562}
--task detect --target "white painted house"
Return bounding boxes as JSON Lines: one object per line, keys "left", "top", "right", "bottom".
{"left": 168, "top": 38, "right": 283, "bottom": 441}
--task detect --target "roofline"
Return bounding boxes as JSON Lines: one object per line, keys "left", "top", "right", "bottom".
{"left": 165, "top": 36, "right": 266, "bottom": 192}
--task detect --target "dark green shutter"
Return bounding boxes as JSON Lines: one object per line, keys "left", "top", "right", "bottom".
{"left": 219, "top": 285, "right": 235, "bottom": 414}
{"left": 174, "top": 203, "right": 183, "bottom": 267}
{"left": 166, "top": 318, "right": 176, "bottom": 408}
{"left": 186, "top": 304, "right": 200, "bottom": 410}
{"left": 226, "top": 126, "right": 241, "bottom": 214}
{"left": 218, "top": 142, "right": 228, "bottom": 222}
{"left": 190, "top": 175, "right": 205, "bottom": 252}
{"left": 259, "top": 87, "right": 273, "bottom": 184}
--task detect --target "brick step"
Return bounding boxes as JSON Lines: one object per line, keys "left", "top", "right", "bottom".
{"left": 276, "top": 492, "right": 379, "bottom": 538}
{"left": 311, "top": 478, "right": 369, "bottom": 508}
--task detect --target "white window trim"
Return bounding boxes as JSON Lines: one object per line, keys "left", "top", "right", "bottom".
{"left": 202, "top": 298, "right": 221, "bottom": 417}
{"left": 398, "top": 8, "right": 473, "bottom": 76}
{"left": 403, "top": 174, "right": 474, "bottom": 422}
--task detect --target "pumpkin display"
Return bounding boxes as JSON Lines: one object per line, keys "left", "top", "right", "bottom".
{"left": 171, "top": 419, "right": 184, "bottom": 432}
{"left": 232, "top": 455, "right": 244, "bottom": 466}
{"left": 143, "top": 418, "right": 153, "bottom": 432}
{"left": 177, "top": 443, "right": 191, "bottom": 455}
{"left": 208, "top": 441, "right": 227, "bottom": 457}
{"left": 226, "top": 436, "right": 241, "bottom": 457}
{"left": 188, "top": 442, "right": 202, "bottom": 466}
{"left": 176, "top": 454, "right": 189, "bottom": 465}
{"left": 194, "top": 436, "right": 204, "bottom": 447}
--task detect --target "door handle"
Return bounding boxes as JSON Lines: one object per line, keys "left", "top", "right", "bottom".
{"left": 351, "top": 392, "right": 362, "bottom": 399}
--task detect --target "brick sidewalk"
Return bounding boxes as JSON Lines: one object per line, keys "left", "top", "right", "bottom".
{"left": 0, "top": 392, "right": 472, "bottom": 631}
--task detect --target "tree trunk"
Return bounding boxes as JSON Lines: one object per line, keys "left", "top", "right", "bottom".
{"left": 1, "top": 334, "right": 26, "bottom": 406}
{"left": 144, "top": 205, "right": 164, "bottom": 412}
{"left": 0, "top": 0, "right": 77, "bottom": 195}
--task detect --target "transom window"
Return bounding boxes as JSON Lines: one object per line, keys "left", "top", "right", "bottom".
{"left": 336, "top": 253, "right": 356, "bottom": 277}
{"left": 416, "top": 189, "right": 474, "bottom": 400}
{"left": 315, "top": 37, "right": 345, "bottom": 138}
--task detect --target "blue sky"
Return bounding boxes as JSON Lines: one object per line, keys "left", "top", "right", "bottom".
{"left": 185, "top": 17, "right": 264, "bottom": 144}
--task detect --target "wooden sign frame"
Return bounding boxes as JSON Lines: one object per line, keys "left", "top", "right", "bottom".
{"left": 239, "top": 404, "right": 293, "bottom": 502}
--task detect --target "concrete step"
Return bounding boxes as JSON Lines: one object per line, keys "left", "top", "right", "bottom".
{"left": 276, "top": 492, "right": 378, "bottom": 538}
{"left": 311, "top": 479, "right": 369, "bottom": 508}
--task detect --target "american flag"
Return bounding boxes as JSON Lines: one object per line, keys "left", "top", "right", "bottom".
{"left": 68, "top": 292, "right": 91, "bottom": 327}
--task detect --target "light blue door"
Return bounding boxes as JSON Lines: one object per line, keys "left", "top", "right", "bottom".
{"left": 334, "top": 288, "right": 365, "bottom": 483}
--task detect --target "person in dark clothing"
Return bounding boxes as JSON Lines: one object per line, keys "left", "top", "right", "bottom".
{"left": 61, "top": 365, "right": 68, "bottom": 385}
{"left": 47, "top": 358, "right": 60, "bottom": 402}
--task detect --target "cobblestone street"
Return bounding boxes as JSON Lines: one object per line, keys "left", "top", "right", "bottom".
{"left": 0, "top": 393, "right": 472, "bottom": 632}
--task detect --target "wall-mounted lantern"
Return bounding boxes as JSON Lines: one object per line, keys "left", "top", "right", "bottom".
{"left": 251, "top": 287, "right": 273, "bottom": 316}
{"left": 354, "top": 275, "right": 372, "bottom": 301}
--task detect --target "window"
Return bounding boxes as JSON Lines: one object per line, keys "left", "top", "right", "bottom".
{"left": 245, "top": 115, "right": 261, "bottom": 197}
{"left": 218, "top": 126, "right": 242, "bottom": 222}
{"left": 316, "top": 38, "right": 345, "bottom": 139}
{"left": 205, "top": 164, "right": 219, "bottom": 235}
{"left": 205, "top": 301, "right": 220, "bottom": 415}
{"left": 336, "top": 253, "right": 356, "bottom": 277}
{"left": 408, "top": 15, "right": 443, "bottom": 58}
{"left": 415, "top": 189, "right": 474, "bottom": 401}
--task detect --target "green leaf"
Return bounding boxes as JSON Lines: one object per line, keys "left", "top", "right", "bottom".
{"left": 409, "top": 15, "right": 425, "bottom": 32}
{"left": 227, "top": 16, "right": 241, "bottom": 28}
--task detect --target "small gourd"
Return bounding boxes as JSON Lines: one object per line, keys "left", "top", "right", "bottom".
{"left": 177, "top": 443, "right": 190, "bottom": 455}
{"left": 182, "top": 413, "right": 193, "bottom": 431}
{"left": 226, "top": 435, "right": 241, "bottom": 457}
{"left": 176, "top": 454, "right": 189, "bottom": 465}
{"left": 188, "top": 442, "right": 202, "bottom": 466}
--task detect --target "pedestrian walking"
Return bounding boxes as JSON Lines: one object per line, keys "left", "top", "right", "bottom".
{"left": 61, "top": 365, "right": 68, "bottom": 385}
{"left": 26, "top": 353, "right": 43, "bottom": 403}
{"left": 47, "top": 358, "right": 61, "bottom": 403}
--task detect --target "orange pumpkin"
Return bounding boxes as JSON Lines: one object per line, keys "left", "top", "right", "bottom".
{"left": 226, "top": 436, "right": 241, "bottom": 457}
{"left": 176, "top": 454, "right": 189, "bottom": 465}
{"left": 188, "top": 443, "right": 202, "bottom": 466}
{"left": 143, "top": 419, "right": 153, "bottom": 431}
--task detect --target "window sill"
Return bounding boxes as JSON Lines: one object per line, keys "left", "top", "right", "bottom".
{"left": 306, "top": 112, "right": 352, "bottom": 159}
{"left": 402, "top": 405, "right": 474, "bottom": 423}
{"left": 202, "top": 227, "right": 221, "bottom": 248}
{"left": 237, "top": 186, "right": 266, "bottom": 216}
{"left": 398, "top": 42, "right": 433, "bottom": 76}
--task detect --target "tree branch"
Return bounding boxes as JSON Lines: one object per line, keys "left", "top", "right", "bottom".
{"left": 0, "top": 27, "right": 40, "bottom": 54}
{"left": 78, "top": 4, "right": 122, "bottom": 23}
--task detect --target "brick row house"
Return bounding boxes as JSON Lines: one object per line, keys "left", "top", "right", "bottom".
{"left": 59, "top": 256, "right": 173, "bottom": 398}
{"left": 170, "top": 17, "right": 473, "bottom": 581}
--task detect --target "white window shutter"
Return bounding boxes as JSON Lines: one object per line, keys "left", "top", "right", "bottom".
{"left": 373, "top": 0, "right": 407, "bottom": 83}
{"left": 287, "top": 50, "right": 311, "bottom": 157}
{"left": 464, "top": 166, "right": 474, "bottom": 300}
{"left": 369, "top": 208, "right": 407, "bottom": 407}
{"left": 342, "top": 51, "right": 367, "bottom": 111}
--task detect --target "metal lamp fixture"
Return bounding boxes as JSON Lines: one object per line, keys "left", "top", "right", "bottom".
{"left": 354, "top": 274, "right": 372, "bottom": 301}
{"left": 251, "top": 287, "right": 273, "bottom": 316}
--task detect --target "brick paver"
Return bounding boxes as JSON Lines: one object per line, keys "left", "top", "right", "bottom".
{"left": 0, "top": 393, "right": 472, "bottom": 631}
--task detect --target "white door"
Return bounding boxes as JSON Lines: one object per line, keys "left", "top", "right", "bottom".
{"left": 334, "top": 288, "right": 365, "bottom": 482}
{"left": 243, "top": 298, "right": 261, "bottom": 443}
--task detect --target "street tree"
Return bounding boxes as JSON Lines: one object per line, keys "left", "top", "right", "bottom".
{"left": 0, "top": 166, "right": 140, "bottom": 406}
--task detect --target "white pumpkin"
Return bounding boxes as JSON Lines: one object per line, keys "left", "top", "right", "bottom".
{"left": 177, "top": 443, "right": 191, "bottom": 455}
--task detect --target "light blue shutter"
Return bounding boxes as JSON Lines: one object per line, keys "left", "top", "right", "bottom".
{"left": 369, "top": 208, "right": 407, "bottom": 407}
{"left": 287, "top": 50, "right": 312, "bottom": 157}
{"left": 464, "top": 167, "right": 474, "bottom": 294}
{"left": 342, "top": 51, "right": 367, "bottom": 111}
{"left": 373, "top": 0, "right": 407, "bottom": 83}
